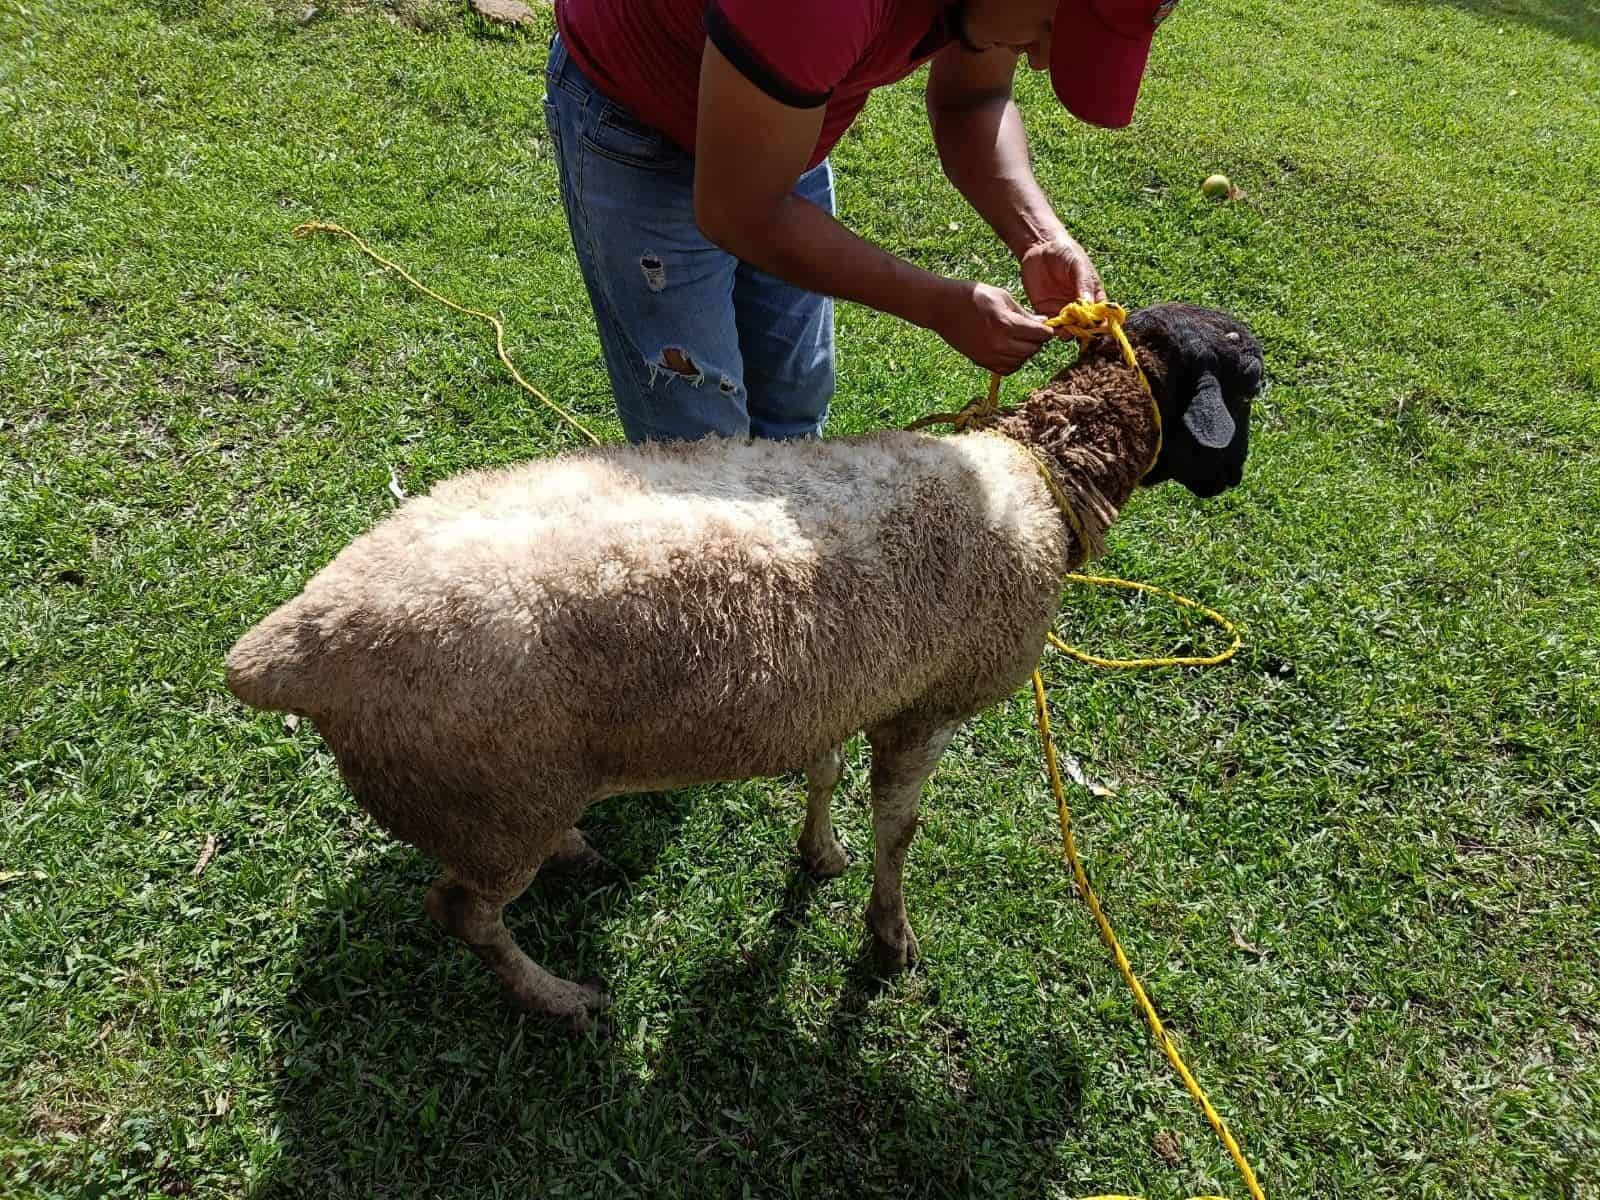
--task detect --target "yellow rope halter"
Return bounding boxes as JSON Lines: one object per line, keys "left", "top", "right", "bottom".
{"left": 291, "top": 223, "right": 1264, "bottom": 1200}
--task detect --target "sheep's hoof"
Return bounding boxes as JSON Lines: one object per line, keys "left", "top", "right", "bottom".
{"left": 799, "top": 836, "right": 850, "bottom": 880}
{"left": 562, "top": 978, "right": 612, "bottom": 1036}
{"left": 866, "top": 913, "right": 920, "bottom": 975}
{"left": 514, "top": 974, "right": 611, "bottom": 1034}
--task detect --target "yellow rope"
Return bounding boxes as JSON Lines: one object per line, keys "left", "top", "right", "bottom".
{"left": 904, "top": 369, "right": 1002, "bottom": 432}
{"left": 1043, "top": 299, "right": 1161, "bottom": 468}
{"left": 1051, "top": 575, "right": 1241, "bottom": 669}
{"left": 908, "top": 299, "right": 1159, "bottom": 464}
{"left": 929, "top": 300, "right": 1263, "bottom": 1199}
{"left": 291, "top": 221, "right": 601, "bottom": 446}
{"left": 1033, "top": 673, "right": 1267, "bottom": 1200}
{"left": 290, "top": 225, "right": 1260, "bottom": 1199}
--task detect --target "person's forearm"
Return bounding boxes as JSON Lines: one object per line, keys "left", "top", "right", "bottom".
{"left": 699, "top": 179, "right": 1056, "bottom": 374}
{"left": 699, "top": 191, "right": 956, "bottom": 331}
{"left": 929, "top": 95, "right": 1067, "bottom": 259}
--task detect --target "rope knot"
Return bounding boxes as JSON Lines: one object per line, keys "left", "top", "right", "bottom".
{"left": 1045, "top": 299, "right": 1131, "bottom": 348}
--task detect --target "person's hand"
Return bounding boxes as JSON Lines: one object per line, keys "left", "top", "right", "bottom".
{"left": 1019, "top": 234, "right": 1106, "bottom": 319}
{"left": 931, "top": 281, "right": 1054, "bottom": 375}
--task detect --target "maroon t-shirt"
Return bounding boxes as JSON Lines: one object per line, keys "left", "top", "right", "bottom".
{"left": 556, "top": 0, "right": 955, "bottom": 170}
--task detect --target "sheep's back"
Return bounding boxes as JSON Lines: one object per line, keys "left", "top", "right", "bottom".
{"left": 226, "top": 430, "right": 1068, "bottom": 787}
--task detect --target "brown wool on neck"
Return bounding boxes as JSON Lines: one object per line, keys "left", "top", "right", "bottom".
{"left": 989, "top": 342, "right": 1162, "bottom": 565}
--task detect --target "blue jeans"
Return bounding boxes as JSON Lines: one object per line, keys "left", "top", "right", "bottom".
{"left": 542, "top": 35, "right": 835, "bottom": 443}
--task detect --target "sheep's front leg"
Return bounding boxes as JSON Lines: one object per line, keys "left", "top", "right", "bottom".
{"left": 425, "top": 860, "right": 608, "bottom": 1034}
{"left": 863, "top": 717, "right": 959, "bottom": 973}
{"left": 797, "top": 743, "right": 849, "bottom": 878}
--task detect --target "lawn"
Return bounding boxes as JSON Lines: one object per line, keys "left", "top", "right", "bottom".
{"left": 2, "top": 0, "right": 1598, "bottom": 1197}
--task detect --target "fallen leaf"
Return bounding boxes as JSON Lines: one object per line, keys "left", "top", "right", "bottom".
{"left": 283, "top": 713, "right": 300, "bottom": 732}
{"left": 1153, "top": 1128, "right": 1183, "bottom": 1166}
{"left": 0, "top": 870, "right": 47, "bottom": 886}
{"left": 388, "top": 465, "right": 407, "bottom": 502}
{"left": 213, "top": 1093, "right": 230, "bottom": 1117}
{"left": 472, "top": 0, "right": 537, "bottom": 25}
{"left": 1058, "top": 749, "right": 1116, "bottom": 797}
{"left": 1230, "top": 925, "right": 1266, "bottom": 957}
{"left": 191, "top": 833, "right": 218, "bottom": 878}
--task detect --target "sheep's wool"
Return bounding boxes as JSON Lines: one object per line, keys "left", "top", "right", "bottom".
{"left": 225, "top": 342, "right": 1161, "bottom": 899}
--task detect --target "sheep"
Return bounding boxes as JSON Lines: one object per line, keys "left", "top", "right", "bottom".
{"left": 225, "top": 302, "right": 1264, "bottom": 1031}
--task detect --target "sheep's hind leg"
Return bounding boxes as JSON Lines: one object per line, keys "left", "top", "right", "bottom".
{"left": 863, "top": 717, "right": 959, "bottom": 974}
{"left": 541, "top": 826, "right": 608, "bottom": 875}
{"left": 425, "top": 866, "right": 608, "bottom": 1033}
{"left": 797, "top": 743, "right": 849, "bottom": 879}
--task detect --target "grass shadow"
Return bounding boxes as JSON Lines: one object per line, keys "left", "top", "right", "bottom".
{"left": 259, "top": 830, "right": 1087, "bottom": 1199}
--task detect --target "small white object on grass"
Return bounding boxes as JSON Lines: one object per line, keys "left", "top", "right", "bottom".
{"left": 388, "top": 465, "right": 407, "bottom": 502}
{"left": 1059, "top": 748, "right": 1116, "bottom": 797}
{"left": 191, "top": 833, "right": 219, "bottom": 878}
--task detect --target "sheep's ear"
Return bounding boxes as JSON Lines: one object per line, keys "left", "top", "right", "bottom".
{"left": 1183, "top": 371, "right": 1236, "bottom": 450}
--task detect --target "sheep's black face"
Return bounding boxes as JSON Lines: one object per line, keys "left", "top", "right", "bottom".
{"left": 1129, "top": 304, "right": 1264, "bottom": 499}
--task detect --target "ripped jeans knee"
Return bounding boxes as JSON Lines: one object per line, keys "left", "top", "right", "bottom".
{"left": 646, "top": 347, "right": 740, "bottom": 398}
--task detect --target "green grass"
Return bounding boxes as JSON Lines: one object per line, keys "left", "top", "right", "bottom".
{"left": 3, "top": 0, "right": 1598, "bottom": 1196}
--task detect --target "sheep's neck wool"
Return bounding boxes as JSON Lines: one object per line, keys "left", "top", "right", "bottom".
{"left": 990, "top": 345, "right": 1161, "bottom": 567}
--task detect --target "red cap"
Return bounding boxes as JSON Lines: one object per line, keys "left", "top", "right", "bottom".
{"left": 1050, "top": 0, "right": 1178, "bottom": 128}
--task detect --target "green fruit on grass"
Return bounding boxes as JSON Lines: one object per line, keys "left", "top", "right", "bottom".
{"left": 1202, "top": 173, "right": 1232, "bottom": 198}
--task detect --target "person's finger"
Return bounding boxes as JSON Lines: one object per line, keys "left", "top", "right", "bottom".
{"left": 1002, "top": 336, "right": 1049, "bottom": 371}
{"left": 1015, "top": 321, "right": 1053, "bottom": 346}
{"left": 983, "top": 344, "right": 1029, "bottom": 374}
{"left": 1003, "top": 312, "right": 1054, "bottom": 344}
{"left": 1017, "top": 334, "right": 1050, "bottom": 360}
